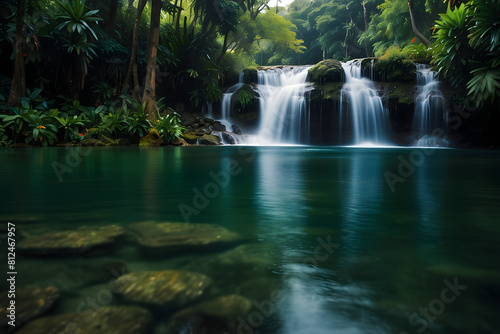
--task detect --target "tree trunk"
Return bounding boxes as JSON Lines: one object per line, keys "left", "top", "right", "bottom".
{"left": 362, "top": 1, "right": 369, "bottom": 57}
{"left": 408, "top": 0, "right": 431, "bottom": 47}
{"left": 142, "top": 0, "right": 161, "bottom": 121}
{"left": 7, "top": 0, "right": 26, "bottom": 107}
{"left": 123, "top": 0, "right": 147, "bottom": 95}
{"left": 106, "top": 0, "right": 119, "bottom": 38}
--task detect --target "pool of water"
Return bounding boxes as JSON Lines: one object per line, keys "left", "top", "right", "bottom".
{"left": 1, "top": 146, "right": 500, "bottom": 333}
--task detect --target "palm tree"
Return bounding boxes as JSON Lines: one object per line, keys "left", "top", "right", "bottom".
{"left": 55, "top": 0, "right": 102, "bottom": 99}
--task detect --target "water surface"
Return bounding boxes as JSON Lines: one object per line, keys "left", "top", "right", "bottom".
{"left": 1, "top": 146, "right": 499, "bottom": 333}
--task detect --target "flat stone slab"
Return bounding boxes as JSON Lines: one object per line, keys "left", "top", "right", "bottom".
{"left": 0, "top": 287, "right": 59, "bottom": 331}
{"left": 129, "top": 222, "right": 241, "bottom": 252}
{"left": 18, "top": 225, "right": 124, "bottom": 256}
{"left": 17, "top": 306, "right": 152, "bottom": 334}
{"left": 114, "top": 270, "right": 212, "bottom": 309}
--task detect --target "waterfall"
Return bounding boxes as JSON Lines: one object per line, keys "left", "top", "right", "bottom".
{"left": 340, "top": 60, "right": 391, "bottom": 146}
{"left": 219, "top": 72, "right": 245, "bottom": 129}
{"left": 255, "top": 66, "right": 312, "bottom": 145}
{"left": 413, "top": 64, "right": 447, "bottom": 147}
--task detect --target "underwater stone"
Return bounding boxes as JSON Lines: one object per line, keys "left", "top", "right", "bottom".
{"left": 114, "top": 270, "right": 212, "bottom": 308}
{"left": 18, "top": 225, "right": 124, "bottom": 256}
{"left": 17, "top": 306, "right": 152, "bottom": 334}
{"left": 0, "top": 287, "right": 59, "bottom": 331}
{"left": 129, "top": 222, "right": 241, "bottom": 252}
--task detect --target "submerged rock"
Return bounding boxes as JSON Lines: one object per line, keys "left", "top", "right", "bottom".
{"left": 0, "top": 287, "right": 59, "bottom": 332}
{"left": 164, "top": 294, "right": 252, "bottom": 334}
{"left": 114, "top": 270, "right": 212, "bottom": 308}
{"left": 129, "top": 222, "right": 241, "bottom": 253}
{"left": 18, "top": 225, "right": 124, "bottom": 256}
{"left": 17, "top": 306, "right": 152, "bottom": 334}
{"left": 182, "top": 244, "right": 280, "bottom": 300}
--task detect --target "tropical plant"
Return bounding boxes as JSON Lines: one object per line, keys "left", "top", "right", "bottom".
{"left": 54, "top": 0, "right": 102, "bottom": 98}
{"left": 24, "top": 115, "right": 58, "bottom": 146}
{"left": 2, "top": 102, "right": 39, "bottom": 137}
{"left": 464, "top": 0, "right": 500, "bottom": 107}
{"left": 93, "top": 81, "right": 114, "bottom": 105}
{"left": 154, "top": 113, "right": 184, "bottom": 142}
{"left": 123, "top": 103, "right": 151, "bottom": 138}
{"left": 99, "top": 111, "right": 126, "bottom": 137}
{"left": 61, "top": 99, "right": 89, "bottom": 116}
{"left": 82, "top": 105, "right": 107, "bottom": 128}
{"left": 432, "top": 0, "right": 500, "bottom": 107}
{"left": 432, "top": 3, "right": 473, "bottom": 88}
{"left": 55, "top": 115, "right": 85, "bottom": 142}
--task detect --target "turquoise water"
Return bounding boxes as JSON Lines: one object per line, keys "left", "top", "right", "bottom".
{"left": 1, "top": 146, "right": 500, "bottom": 333}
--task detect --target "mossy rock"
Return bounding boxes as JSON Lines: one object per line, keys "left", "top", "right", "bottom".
{"left": 198, "top": 134, "right": 221, "bottom": 145}
{"left": 18, "top": 225, "right": 124, "bottom": 256}
{"left": 308, "top": 59, "right": 343, "bottom": 84}
{"left": 101, "top": 135, "right": 120, "bottom": 146}
{"left": 378, "top": 82, "right": 416, "bottom": 105}
{"left": 17, "top": 306, "right": 152, "bottom": 334}
{"left": 139, "top": 128, "right": 164, "bottom": 146}
{"left": 232, "top": 84, "right": 257, "bottom": 115}
{"left": 128, "top": 222, "right": 242, "bottom": 253}
{"left": 114, "top": 270, "right": 212, "bottom": 309}
{"left": 311, "top": 82, "right": 344, "bottom": 102}
{"left": 241, "top": 68, "right": 258, "bottom": 84}
{"left": 372, "top": 57, "right": 415, "bottom": 82}
{"left": 0, "top": 287, "right": 59, "bottom": 332}
{"left": 181, "top": 132, "right": 199, "bottom": 144}
{"left": 80, "top": 138, "right": 105, "bottom": 146}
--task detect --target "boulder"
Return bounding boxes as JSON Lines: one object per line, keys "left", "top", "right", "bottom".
{"left": 221, "top": 132, "right": 236, "bottom": 145}
{"left": 0, "top": 287, "right": 59, "bottom": 332}
{"left": 18, "top": 225, "right": 124, "bottom": 256}
{"left": 128, "top": 222, "right": 242, "bottom": 253}
{"left": 212, "top": 122, "right": 227, "bottom": 132}
{"left": 308, "top": 59, "right": 343, "bottom": 84}
{"left": 17, "top": 306, "right": 152, "bottom": 334}
{"left": 231, "top": 125, "right": 242, "bottom": 135}
{"left": 198, "top": 134, "right": 221, "bottom": 145}
{"left": 180, "top": 132, "right": 199, "bottom": 144}
{"left": 114, "top": 270, "right": 212, "bottom": 308}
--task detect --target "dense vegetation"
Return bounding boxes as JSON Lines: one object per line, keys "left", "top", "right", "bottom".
{"left": 0, "top": 0, "right": 498, "bottom": 146}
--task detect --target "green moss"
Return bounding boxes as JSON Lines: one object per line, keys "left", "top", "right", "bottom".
{"left": 378, "top": 82, "right": 416, "bottom": 104}
{"left": 308, "top": 59, "right": 343, "bottom": 84}
{"left": 181, "top": 132, "right": 199, "bottom": 144}
{"left": 312, "top": 82, "right": 344, "bottom": 101}
{"left": 139, "top": 129, "right": 164, "bottom": 147}
{"left": 198, "top": 134, "right": 221, "bottom": 145}
{"left": 373, "top": 55, "right": 415, "bottom": 82}
{"left": 232, "top": 84, "right": 256, "bottom": 114}
{"left": 241, "top": 68, "right": 258, "bottom": 83}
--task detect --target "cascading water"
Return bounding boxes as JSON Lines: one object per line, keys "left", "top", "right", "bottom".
{"left": 413, "top": 64, "right": 447, "bottom": 147}
{"left": 218, "top": 71, "right": 245, "bottom": 129}
{"left": 255, "top": 66, "right": 312, "bottom": 144}
{"left": 340, "top": 60, "right": 391, "bottom": 146}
